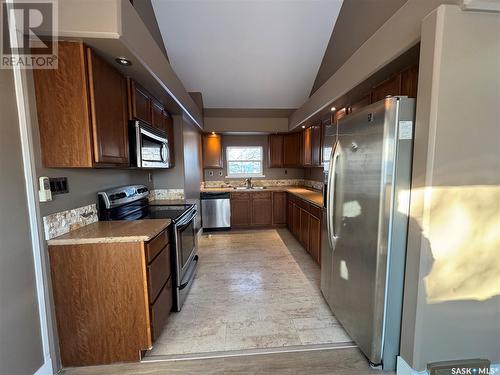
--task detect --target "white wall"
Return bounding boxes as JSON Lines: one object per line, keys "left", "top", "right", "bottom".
{"left": 204, "top": 117, "right": 289, "bottom": 133}
{"left": 400, "top": 5, "right": 500, "bottom": 371}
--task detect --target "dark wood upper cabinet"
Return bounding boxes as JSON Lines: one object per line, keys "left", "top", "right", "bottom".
{"left": 283, "top": 132, "right": 302, "bottom": 167}
{"left": 272, "top": 192, "right": 287, "bottom": 226}
{"left": 33, "top": 41, "right": 93, "bottom": 167}
{"left": 333, "top": 107, "right": 348, "bottom": 122}
{"left": 302, "top": 127, "right": 312, "bottom": 166}
{"left": 128, "top": 80, "right": 152, "bottom": 124}
{"left": 202, "top": 133, "right": 223, "bottom": 169}
{"left": 311, "top": 123, "right": 321, "bottom": 166}
{"left": 371, "top": 74, "right": 402, "bottom": 103}
{"left": 151, "top": 99, "right": 165, "bottom": 132}
{"left": 268, "top": 134, "right": 284, "bottom": 168}
{"left": 400, "top": 64, "right": 419, "bottom": 98}
{"left": 33, "top": 41, "right": 129, "bottom": 167}
{"left": 348, "top": 94, "right": 371, "bottom": 115}
{"left": 87, "top": 48, "right": 129, "bottom": 165}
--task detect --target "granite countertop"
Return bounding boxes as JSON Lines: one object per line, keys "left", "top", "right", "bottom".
{"left": 47, "top": 219, "right": 171, "bottom": 246}
{"left": 201, "top": 186, "right": 323, "bottom": 207}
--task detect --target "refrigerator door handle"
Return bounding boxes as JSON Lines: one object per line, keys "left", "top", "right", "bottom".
{"left": 327, "top": 144, "right": 340, "bottom": 251}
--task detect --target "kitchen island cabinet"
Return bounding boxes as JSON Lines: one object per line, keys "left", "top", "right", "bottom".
{"left": 48, "top": 221, "right": 172, "bottom": 366}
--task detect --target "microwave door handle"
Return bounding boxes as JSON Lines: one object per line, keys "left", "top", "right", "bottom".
{"left": 160, "top": 143, "right": 168, "bottom": 164}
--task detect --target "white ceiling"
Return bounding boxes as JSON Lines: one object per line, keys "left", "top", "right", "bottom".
{"left": 152, "top": 0, "right": 343, "bottom": 109}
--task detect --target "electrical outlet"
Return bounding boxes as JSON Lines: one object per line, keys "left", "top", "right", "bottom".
{"left": 209, "top": 171, "right": 214, "bottom": 176}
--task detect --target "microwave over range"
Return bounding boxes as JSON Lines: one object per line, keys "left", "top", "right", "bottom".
{"left": 130, "top": 120, "right": 172, "bottom": 168}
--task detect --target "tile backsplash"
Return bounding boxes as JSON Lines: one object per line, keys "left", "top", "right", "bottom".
{"left": 202, "top": 179, "right": 323, "bottom": 191}
{"left": 148, "top": 189, "right": 185, "bottom": 201}
{"left": 43, "top": 203, "right": 98, "bottom": 240}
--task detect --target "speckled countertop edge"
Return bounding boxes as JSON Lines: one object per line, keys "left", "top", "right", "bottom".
{"left": 201, "top": 186, "right": 323, "bottom": 207}
{"left": 47, "top": 219, "right": 171, "bottom": 246}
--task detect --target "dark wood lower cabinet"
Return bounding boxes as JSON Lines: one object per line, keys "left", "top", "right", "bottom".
{"left": 230, "top": 193, "right": 252, "bottom": 227}
{"left": 286, "top": 194, "right": 322, "bottom": 266}
{"left": 252, "top": 197, "right": 272, "bottom": 226}
{"left": 309, "top": 215, "right": 321, "bottom": 265}
{"left": 287, "top": 200, "right": 293, "bottom": 231}
{"left": 300, "top": 208, "right": 310, "bottom": 250}
{"left": 48, "top": 226, "right": 172, "bottom": 366}
{"left": 292, "top": 204, "right": 301, "bottom": 238}
{"left": 230, "top": 191, "right": 287, "bottom": 228}
{"left": 272, "top": 192, "right": 287, "bottom": 226}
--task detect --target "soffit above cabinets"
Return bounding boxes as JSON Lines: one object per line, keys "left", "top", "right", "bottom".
{"left": 36, "top": 0, "right": 203, "bottom": 129}
{"left": 152, "top": 0, "right": 343, "bottom": 109}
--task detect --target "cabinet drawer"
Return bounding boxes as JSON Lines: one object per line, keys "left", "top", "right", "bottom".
{"left": 150, "top": 277, "right": 172, "bottom": 341}
{"left": 147, "top": 244, "right": 171, "bottom": 303}
{"left": 296, "top": 198, "right": 308, "bottom": 210}
{"left": 146, "top": 229, "right": 169, "bottom": 263}
{"left": 308, "top": 204, "right": 322, "bottom": 219}
{"left": 231, "top": 192, "right": 250, "bottom": 200}
{"left": 252, "top": 191, "right": 271, "bottom": 200}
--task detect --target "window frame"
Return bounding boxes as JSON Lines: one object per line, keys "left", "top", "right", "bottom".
{"left": 225, "top": 146, "right": 265, "bottom": 178}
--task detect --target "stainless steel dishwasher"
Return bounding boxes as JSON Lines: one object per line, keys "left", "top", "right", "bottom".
{"left": 200, "top": 192, "right": 231, "bottom": 231}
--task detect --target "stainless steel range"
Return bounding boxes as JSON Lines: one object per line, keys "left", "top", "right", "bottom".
{"left": 97, "top": 185, "right": 198, "bottom": 311}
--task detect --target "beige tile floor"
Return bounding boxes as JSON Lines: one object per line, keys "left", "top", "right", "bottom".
{"left": 147, "top": 228, "right": 352, "bottom": 357}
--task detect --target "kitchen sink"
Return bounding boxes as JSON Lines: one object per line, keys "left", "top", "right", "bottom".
{"left": 233, "top": 186, "right": 266, "bottom": 190}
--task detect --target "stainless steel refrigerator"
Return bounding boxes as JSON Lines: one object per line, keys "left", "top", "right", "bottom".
{"left": 320, "top": 97, "right": 415, "bottom": 370}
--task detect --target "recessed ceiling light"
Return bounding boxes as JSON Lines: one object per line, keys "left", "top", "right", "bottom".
{"left": 211, "top": 131, "right": 216, "bottom": 135}
{"left": 301, "top": 125, "right": 305, "bottom": 129}
{"left": 330, "top": 106, "right": 336, "bottom": 112}
{"left": 115, "top": 57, "right": 132, "bottom": 66}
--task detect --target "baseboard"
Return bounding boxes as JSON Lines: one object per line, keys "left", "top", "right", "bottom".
{"left": 397, "top": 357, "right": 428, "bottom": 375}
{"left": 34, "top": 359, "right": 54, "bottom": 375}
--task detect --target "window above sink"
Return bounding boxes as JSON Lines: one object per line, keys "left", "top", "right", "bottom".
{"left": 226, "top": 146, "right": 265, "bottom": 178}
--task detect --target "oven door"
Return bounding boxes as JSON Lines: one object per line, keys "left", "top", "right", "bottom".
{"left": 175, "top": 208, "right": 197, "bottom": 282}
{"left": 136, "top": 123, "right": 170, "bottom": 168}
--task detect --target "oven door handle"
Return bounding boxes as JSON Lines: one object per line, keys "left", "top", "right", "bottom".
{"left": 179, "top": 255, "right": 198, "bottom": 289}
{"left": 176, "top": 209, "right": 197, "bottom": 228}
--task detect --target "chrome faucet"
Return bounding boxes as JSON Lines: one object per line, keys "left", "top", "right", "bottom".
{"left": 245, "top": 178, "right": 252, "bottom": 189}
